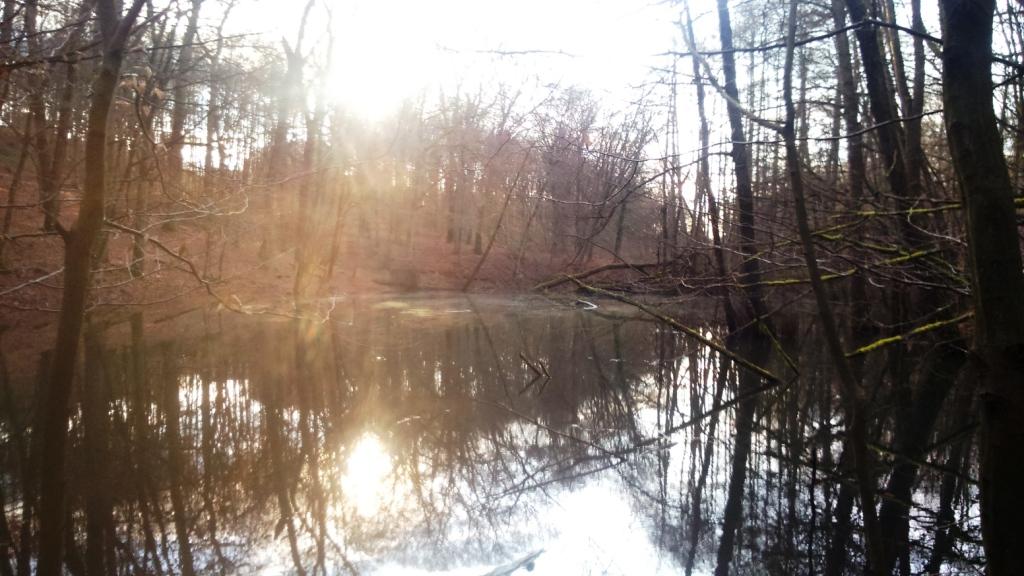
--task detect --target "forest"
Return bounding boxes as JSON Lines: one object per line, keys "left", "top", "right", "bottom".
{"left": 0, "top": 0, "right": 1022, "bottom": 574}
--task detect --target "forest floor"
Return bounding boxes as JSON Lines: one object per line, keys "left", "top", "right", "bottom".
{"left": 0, "top": 171, "right": 592, "bottom": 382}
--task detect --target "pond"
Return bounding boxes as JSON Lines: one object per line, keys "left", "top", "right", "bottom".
{"left": 0, "top": 293, "right": 967, "bottom": 575}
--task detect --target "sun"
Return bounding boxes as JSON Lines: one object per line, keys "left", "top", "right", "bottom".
{"left": 323, "top": 0, "right": 444, "bottom": 119}
{"left": 341, "top": 433, "right": 394, "bottom": 516}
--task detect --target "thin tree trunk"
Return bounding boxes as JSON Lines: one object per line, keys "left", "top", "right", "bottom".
{"left": 24, "top": 0, "right": 54, "bottom": 232}
{"left": 129, "top": 314, "right": 164, "bottom": 576}
{"left": 845, "top": 0, "right": 909, "bottom": 201}
{"left": 267, "top": 388, "right": 306, "bottom": 576}
{"left": 0, "top": 116, "right": 33, "bottom": 268}
{"left": 166, "top": 0, "right": 202, "bottom": 187}
{"left": 0, "top": 479, "right": 12, "bottom": 576}
{"left": 39, "top": 0, "right": 92, "bottom": 231}
{"left": 463, "top": 156, "right": 527, "bottom": 291}
{"left": 514, "top": 189, "right": 543, "bottom": 278}
{"left": 684, "top": 0, "right": 737, "bottom": 334}
{"left": 876, "top": 342, "right": 966, "bottom": 573}
{"left": 0, "top": 0, "right": 15, "bottom": 112}
{"left": 83, "top": 320, "right": 112, "bottom": 576}
{"left": 779, "top": 1, "right": 884, "bottom": 572}
{"left": 923, "top": 382, "right": 973, "bottom": 575}
{"left": 685, "top": 351, "right": 728, "bottom": 576}
{"left": 162, "top": 348, "right": 196, "bottom": 576}
{"left": 710, "top": 0, "right": 774, "bottom": 572}
{"left": 199, "top": 329, "right": 227, "bottom": 574}
{"left": 0, "top": 332, "right": 19, "bottom": 576}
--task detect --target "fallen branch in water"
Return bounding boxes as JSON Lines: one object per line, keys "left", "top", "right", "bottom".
{"left": 569, "top": 278, "right": 782, "bottom": 384}
{"left": 532, "top": 260, "right": 662, "bottom": 291}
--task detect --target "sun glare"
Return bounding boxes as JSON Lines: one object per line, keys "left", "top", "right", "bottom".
{"left": 229, "top": 0, "right": 677, "bottom": 120}
{"left": 326, "top": 1, "right": 439, "bottom": 119}
{"left": 341, "top": 433, "right": 394, "bottom": 517}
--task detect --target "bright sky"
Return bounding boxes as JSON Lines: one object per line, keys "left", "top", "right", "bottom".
{"left": 228, "top": 0, "right": 685, "bottom": 119}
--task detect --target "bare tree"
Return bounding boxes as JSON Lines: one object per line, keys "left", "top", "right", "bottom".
{"left": 34, "top": 2, "right": 146, "bottom": 574}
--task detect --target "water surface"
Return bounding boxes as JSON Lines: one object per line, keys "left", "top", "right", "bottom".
{"left": 2, "top": 293, "right": 792, "bottom": 575}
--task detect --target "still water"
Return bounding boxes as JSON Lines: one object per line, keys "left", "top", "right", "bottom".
{"left": 2, "top": 293, "right": 871, "bottom": 575}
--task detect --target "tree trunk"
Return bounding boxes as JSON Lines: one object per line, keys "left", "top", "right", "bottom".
{"left": 0, "top": 116, "right": 33, "bottom": 268}
{"left": 40, "top": 0, "right": 96, "bottom": 229}
{"left": 167, "top": 0, "right": 202, "bottom": 187}
{"left": 923, "top": 380, "right": 973, "bottom": 575}
{"left": 128, "top": 314, "right": 165, "bottom": 576}
{"left": 24, "top": 0, "right": 54, "bottom": 231}
{"left": 876, "top": 341, "right": 965, "bottom": 573}
{"left": 685, "top": 351, "right": 728, "bottom": 576}
{"left": 710, "top": 0, "right": 774, "bottom": 572}
{"left": 82, "top": 321, "right": 113, "bottom": 576}
{"left": 685, "top": 0, "right": 736, "bottom": 334}
{"left": 35, "top": 3, "right": 145, "bottom": 574}
{"left": 939, "top": 1, "right": 1024, "bottom": 574}
{"left": 844, "top": 0, "right": 909, "bottom": 201}
{"left": 162, "top": 347, "right": 196, "bottom": 576}
{"left": 779, "top": 2, "right": 884, "bottom": 572}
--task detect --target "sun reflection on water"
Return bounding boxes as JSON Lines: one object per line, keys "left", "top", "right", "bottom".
{"left": 342, "top": 433, "right": 394, "bottom": 517}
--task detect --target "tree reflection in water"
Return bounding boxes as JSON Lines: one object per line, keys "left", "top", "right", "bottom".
{"left": 0, "top": 295, "right": 980, "bottom": 575}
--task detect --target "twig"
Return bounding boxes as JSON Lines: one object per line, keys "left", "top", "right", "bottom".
{"left": 0, "top": 267, "right": 65, "bottom": 298}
